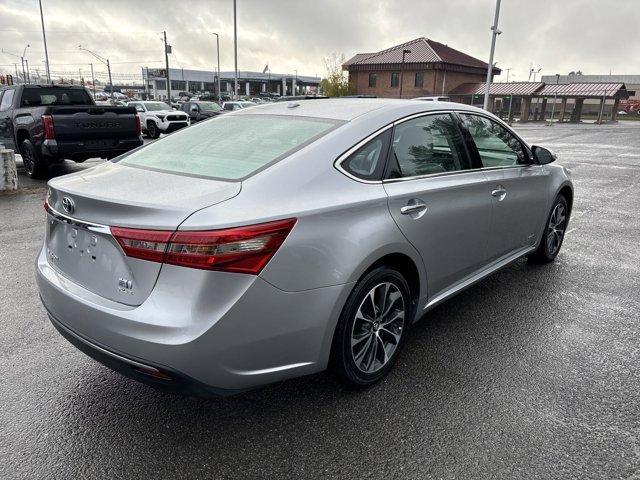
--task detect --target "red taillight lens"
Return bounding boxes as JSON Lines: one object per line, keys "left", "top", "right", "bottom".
{"left": 42, "top": 115, "right": 55, "bottom": 140}
{"left": 111, "top": 227, "right": 173, "bottom": 263}
{"left": 110, "top": 218, "right": 296, "bottom": 275}
{"left": 134, "top": 114, "right": 141, "bottom": 136}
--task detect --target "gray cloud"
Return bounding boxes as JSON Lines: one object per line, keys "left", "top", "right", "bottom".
{"left": 1, "top": 0, "right": 638, "bottom": 83}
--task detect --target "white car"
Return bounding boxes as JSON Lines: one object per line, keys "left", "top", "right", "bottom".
{"left": 413, "top": 96, "right": 450, "bottom": 102}
{"left": 222, "top": 101, "right": 256, "bottom": 111}
{"left": 128, "top": 101, "right": 190, "bottom": 138}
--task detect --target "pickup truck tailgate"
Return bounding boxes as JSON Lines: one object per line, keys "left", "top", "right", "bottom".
{"left": 49, "top": 106, "right": 138, "bottom": 141}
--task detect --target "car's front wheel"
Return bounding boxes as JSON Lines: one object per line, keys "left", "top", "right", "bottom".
{"left": 331, "top": 267, "right": 413, "bottom": 387}
{"left": 531, "top": 194, "right": 569, "bottom": 263}
{"left": 147, "top": 121, "right": 160, "bottom": 139}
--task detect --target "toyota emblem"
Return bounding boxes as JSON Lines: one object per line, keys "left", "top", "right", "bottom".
{"left": 61, "top": 196, "right": 75, "bottom": 214}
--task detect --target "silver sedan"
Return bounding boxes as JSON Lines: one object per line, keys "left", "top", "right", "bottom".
{"left": 37, "top": 99, "right": 573, "bottom": 396}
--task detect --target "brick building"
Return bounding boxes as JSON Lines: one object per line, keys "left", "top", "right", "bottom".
{"left": 343, "top": 37, "right": 500, "bottom": 99}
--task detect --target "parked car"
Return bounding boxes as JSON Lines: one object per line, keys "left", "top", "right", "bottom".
{"left": 179, "top": 101, "right": 224, "bottom": 122}
{"left": 0, "top": 84, "right": 142, "bottom": 178}
{"left": 222, "top": 101, "right": 256, "bottom": 111}
{"left": 413, "top": 96, "right": 450, "bottom": 102}
{"left": 128, "top": 101, "right": 189, "bottom": 138}
{"left": 37, "top": 99, "right": 573, "bottom": 396}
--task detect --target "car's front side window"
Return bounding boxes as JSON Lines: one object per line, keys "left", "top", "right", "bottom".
{"left": 0, "top": 89, "right": 15, "bottom": 111}
{"left": 460, "top": 114, "right": 527, "bottom": 167}
{"left": 387, "top": 113, "right": 471, "bottom": 179}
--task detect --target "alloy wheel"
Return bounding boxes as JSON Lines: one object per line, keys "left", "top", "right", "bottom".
{"left": 350, "top": 282, "right": 405, "bottom": 374}
{"left": 547, "top": 203, "right": 566, "bottom": 255}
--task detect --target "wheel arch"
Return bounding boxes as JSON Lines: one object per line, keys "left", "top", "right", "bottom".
{"left": 16, "top": 128, "right": 31, "bottom": 147}
{"left": 558, "top": 184, "right": 573, "bottom": 216}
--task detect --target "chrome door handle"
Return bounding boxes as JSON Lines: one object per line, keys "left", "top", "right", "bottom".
{"left": 400, "top": 203, "right": 428, "bottom": 215}
{"left": 491, "top": 187, "right": 507, "bottom": 200}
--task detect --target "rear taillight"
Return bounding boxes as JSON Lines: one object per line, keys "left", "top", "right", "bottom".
{"left": 134, "top": 114, "right": 141, "bottom": 136}
{"left": 111, "top": 218, "right": 296, "bottom": 275}
{"left": 42, "top": 115, "right": 55, "bottom": 140}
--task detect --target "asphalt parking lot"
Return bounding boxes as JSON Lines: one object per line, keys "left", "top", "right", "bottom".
{"left": 1, "top": 122, "right": 639, "bottom": 480}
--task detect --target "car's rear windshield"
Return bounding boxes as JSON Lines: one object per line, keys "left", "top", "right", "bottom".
{"left": 118, "top": 114, "right": 341, "bottom": 180}
{"left": 21, "top": 87, "right": 93, "bottom": 106}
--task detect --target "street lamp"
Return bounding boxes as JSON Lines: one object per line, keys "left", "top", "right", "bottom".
{"left": 211, "top": 32, "right": 221, "bottom": 103}
{"left": 78, "top": 45, "right": 114, "bottom": 104}
{"left": 483, "top": 0, "right": 502, "bottom": 110}
{"left": 399, "top": 49, "right": 411, "bottom": 98}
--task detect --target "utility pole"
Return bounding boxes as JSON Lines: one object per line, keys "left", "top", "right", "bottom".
{"left": 14, "top": 64, "right": 18, "bottom": 83}
{"left": 233, "top": 0, "right": 238, "bottom": 100}
{"left": 483, "top": 0, "right": 501, "bottom": 110}
{"left": 548, "top": 73, "right": 559, "bottom": 126}
{"left": 505, "top": 67, "right": 511, "bottom": 83}
{"left": 78, "top": 45, "right": 114, "bottom": 104}
{"left": 163, "top": 31, "right": 171, "bottom": 102}
{"left": 25, "top": 59, "right": 30, "bottom": 83}
{"left": 399, "top": 49, "right": 411, "bottom": 98}
{"left": 212, "top": 32, "right": 221, "bottom": 103}
{"left": 39, "top": 0, "right": 51, "bottom": 83}
{"left": 90, "top": 63, "right": 96, "bottom": 96}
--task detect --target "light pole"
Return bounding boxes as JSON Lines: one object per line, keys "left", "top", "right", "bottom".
{"left": 399, "top": 49, "right": 411, "bottom": 98}
{"left": 90, "top": 63, "right": 96, "bottom": 96}
{"left": 78, "top": 45, "right": 114, "bottom": 104}
{"left": 483, "top": 0, "right": 502, "bottom": 110}
{"left": 25, "top": 59, "right": 30, "bottom": 83}
{"left": 163, "top": 31, "right": 171, "bottom": 102}
{"left": 38, "top": 0, "right": 51, "bottom": 83}
{"left": 548, "top": 73, "right": 560, "bottom": 126}
{"left": 212, "top": 32, "right": 221, "bottom": 103}
{"left": 233, "top": 0, "right": 238, "bottom": 99}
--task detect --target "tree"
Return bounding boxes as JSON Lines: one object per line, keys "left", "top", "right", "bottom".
{"left": 320, "top": 53, "right": 352, "bottom": 97}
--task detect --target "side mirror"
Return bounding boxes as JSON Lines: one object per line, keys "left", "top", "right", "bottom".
{"left": 532, "top": 145, "right": 557, "bottom": 165}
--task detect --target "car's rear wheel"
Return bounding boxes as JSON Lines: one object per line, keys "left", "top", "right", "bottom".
{"left": 21, "top": 139, "right": 49, "bottom": 179}
{"left": 530, "top": 194, "right": 569, "bottom": 263}
{"left": 147, "top": 121, "right": 160, "bottom": 139}
{"left": 331, "top": 267, "right": 412, "bottom": 387}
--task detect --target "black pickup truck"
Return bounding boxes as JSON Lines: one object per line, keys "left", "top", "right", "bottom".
{"left": 0, "top": 84, "right": 143, "bottom": 178}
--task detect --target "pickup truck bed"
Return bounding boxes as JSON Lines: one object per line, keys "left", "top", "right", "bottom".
{"left": 0, "top": 84, "right": 143, "bottom": 178}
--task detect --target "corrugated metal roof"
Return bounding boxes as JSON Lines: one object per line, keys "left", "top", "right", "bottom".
{"left": 344, "top": 37, "right": 498, "bottom": 73}
{"left": 537, "top": 82, "right": 627, "bottom": 97}
{"left": 449, "top": 82, "right": 544, "bottom": 96}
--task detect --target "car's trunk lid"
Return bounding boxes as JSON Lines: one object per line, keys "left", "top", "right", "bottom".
{"left": 45, "top": 162, "right": 241, "bottom": 306}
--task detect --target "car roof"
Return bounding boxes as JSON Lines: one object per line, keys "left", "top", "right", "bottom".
{"left": 233, "top": 98, "right": 483, "bottom": 121}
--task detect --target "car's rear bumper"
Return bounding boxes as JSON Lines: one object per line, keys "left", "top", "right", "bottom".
{"left": 36, "top": 247, "right": 351, "bottom": 393}
{"left": 42, "top": 137, "right": 143, "bottom": 161}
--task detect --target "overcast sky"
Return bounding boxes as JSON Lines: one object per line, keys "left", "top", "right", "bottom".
{"left": 1, "top": 0, "right": 638, "bottom": 83}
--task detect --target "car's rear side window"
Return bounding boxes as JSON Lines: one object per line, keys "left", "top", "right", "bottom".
{"left": 119, "top": 114, "right": 341, "bottom": 180}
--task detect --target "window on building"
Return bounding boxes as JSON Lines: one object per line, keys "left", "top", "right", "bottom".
{"left": 155, "top": 80, "right": 166, "bottom": 90}
{"left": 368, "top": 73, "right": 377, "bottom": 88}
{"left": 388, "top": 114, "right": 471, "bottom": 178}
{"left": 415, "top": 72, "right": 424, "bottom": 88}
{"left": 188, "top": 81, "right": 202, "bottom": 93}
{"left": 203, "top": 82, "right": 216, "bottom": 93}
{"left": 171, "top": 80, "right": 186, "bottom": 91}
{"left": 390, "top": 72, "right": 400, "bottom": 88}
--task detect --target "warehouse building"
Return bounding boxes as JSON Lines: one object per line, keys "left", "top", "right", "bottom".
{"left": 343, "top": 37, "right": 500, "bottom": 98}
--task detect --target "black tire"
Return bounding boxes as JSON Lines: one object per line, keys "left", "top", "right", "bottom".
{"left": 530, "top": 194, "right": 569, "bottom": 263}
{"left": 331, "top": 266, "right": 413, "bottom": 387}
{"left": 147, "top": 121, "right": 160, "bottom": 139}
{"left": 20, "top": 139, "right": 49, "bottom": 179}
